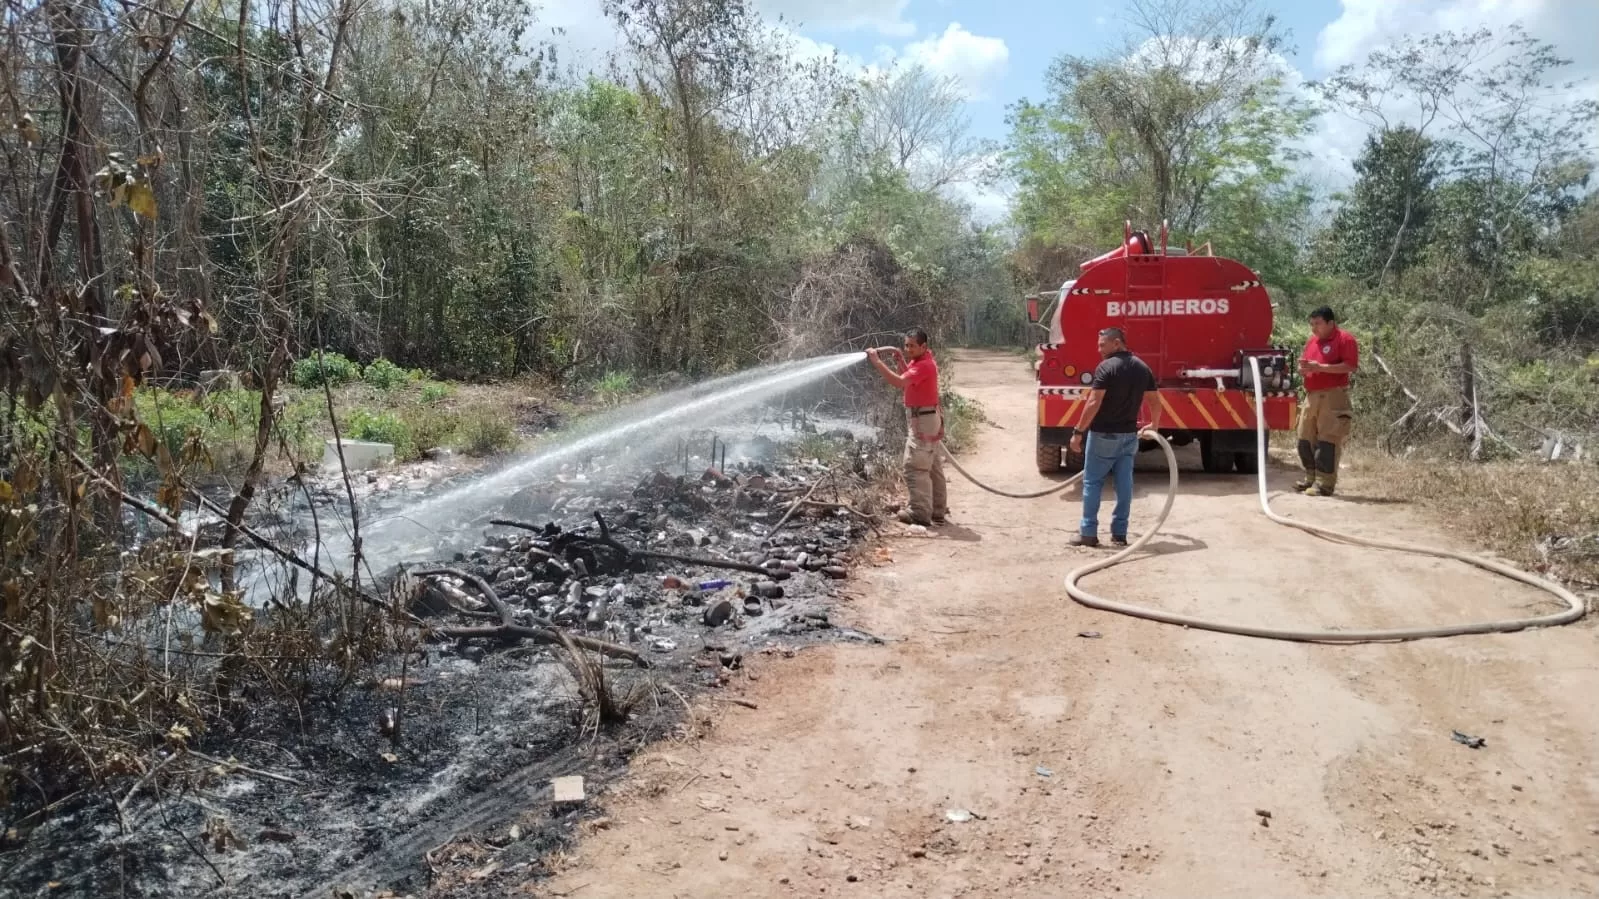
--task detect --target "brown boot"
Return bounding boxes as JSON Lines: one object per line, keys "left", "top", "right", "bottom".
{"left": 1302, "top": 475, "right": 1336, "bottom": 497}
{"left": 1293, "top": 470, "right": 1315, "bottom": 491}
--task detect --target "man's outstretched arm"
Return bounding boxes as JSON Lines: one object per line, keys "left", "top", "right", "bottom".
{"left": 866, "top": 348, "right": 908, "bottom": 389}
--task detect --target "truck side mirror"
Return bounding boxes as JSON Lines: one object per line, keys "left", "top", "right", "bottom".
{"left": 1025, "top": 295, "right": 1039, "bottom": 323}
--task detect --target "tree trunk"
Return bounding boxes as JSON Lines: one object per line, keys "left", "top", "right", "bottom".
{"left": 1460, "top": 341, "right": 1483, "bottom": 461}
{"left": 45, "top": 0, "right": 118, "bottom": 531}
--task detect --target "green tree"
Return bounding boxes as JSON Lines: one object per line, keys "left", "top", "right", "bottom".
{"left": 1315, "top": 23, "right": 1598, "bottom": 301}
{"left": 1004, "top": 0, "right": 1314, "bottom": 286}
{"left": 1327, "top": 126, "right": 1442, "bottom": 287}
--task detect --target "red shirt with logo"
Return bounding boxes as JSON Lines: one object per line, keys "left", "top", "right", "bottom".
{"left": 1303, "top": 327, "right": 1359, "bottom": 391}
{"left": 902, "top": 351, "right": 939, "bottom": 407}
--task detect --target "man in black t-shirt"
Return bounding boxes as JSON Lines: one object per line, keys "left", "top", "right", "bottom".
{"left": 1067, "top": 327, "right": 1161, "bottom": 547}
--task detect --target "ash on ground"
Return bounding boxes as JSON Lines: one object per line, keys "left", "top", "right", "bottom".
{"left": 0, "top": 427, "right": 887, "bottom": 899}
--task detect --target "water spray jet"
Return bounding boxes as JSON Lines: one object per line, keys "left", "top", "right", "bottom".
{"left": 261, "top": 351, "right": 870, "bottom": 598}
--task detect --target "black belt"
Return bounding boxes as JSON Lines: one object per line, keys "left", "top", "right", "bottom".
{"left": 907, "top": 407, "right": 938, "bottom": 416}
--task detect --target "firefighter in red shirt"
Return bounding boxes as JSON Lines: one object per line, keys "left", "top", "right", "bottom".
{"left": 1296, "top": 305, "right": 1359, "bottom": 496}
{"left": 866, "top": 329, "right": 948, "bottom": 526}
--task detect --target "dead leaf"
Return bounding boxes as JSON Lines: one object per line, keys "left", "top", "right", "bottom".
{"left": 126, "top": 181, "right": 157, "bottom": 219}
{"left": 380, "top": 752, "right": 399, "bottom": 763}
{"left": 199, "top": 591, "right": 248, "bottom": 635}
{"left": 157, "top": 481, "right": 184, "bottom": 514}
{"left": 92, "top": 596, "right": 117, "bottom": 630}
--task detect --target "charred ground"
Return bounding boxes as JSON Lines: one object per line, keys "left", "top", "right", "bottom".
{"left": 0, "top": 408, "right": 904, "bottom": 899}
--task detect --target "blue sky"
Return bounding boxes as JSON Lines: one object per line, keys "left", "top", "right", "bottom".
{"left": 538, "top": 0, "right": 1599, "bottom": 222}
{"left": 777, "top": 0, "right": 1340, "bottom": 151}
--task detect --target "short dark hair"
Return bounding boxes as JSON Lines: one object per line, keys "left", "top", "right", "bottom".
{"left": 1098, "top": 326, "right": 1126, "bottom": 343}
{"left": 905, "top": 328, "right": 929, "bottom": 346}
{"left": 1310, "top": 305, "right": 1336, "bottom": 323}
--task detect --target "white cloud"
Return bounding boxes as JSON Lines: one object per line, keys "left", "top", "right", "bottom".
{"left": 893, "top": 23, "right": 1010, "bottom": 100}
{"left": 1316, "top": 0, "right": 1557, "bottom": 72}
{"left": 752, "top": 0, "right": 915, "bottom": 37}
{"left": 1306, "top": 0, "right": 1599, "bottom": 188}
{"left": 777, "top": 27, "right": 861, "bottom": 68}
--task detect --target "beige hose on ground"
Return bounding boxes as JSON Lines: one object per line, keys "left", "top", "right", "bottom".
{"left": 1058, "top": 356, "right": 1588, "bottom": 642}
{"left": 939, "top": 449, "right": 1084, "bottom": 499}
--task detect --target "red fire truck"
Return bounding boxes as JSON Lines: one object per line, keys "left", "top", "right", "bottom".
{"left": 1025, "top": 223, "right": 1299, "bottom": 474}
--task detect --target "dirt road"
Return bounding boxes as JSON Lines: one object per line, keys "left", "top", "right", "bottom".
{"left": 537, "top": 348, "right": 1599, "bottom": 898}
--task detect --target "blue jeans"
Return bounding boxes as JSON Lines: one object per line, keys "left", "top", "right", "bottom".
{"left": 1080, "top": 431, "right": 1138, "bottom": 538}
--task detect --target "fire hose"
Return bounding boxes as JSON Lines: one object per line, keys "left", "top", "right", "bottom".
{"left": 873, "top": 348, "right": 1588, "bottom": 642}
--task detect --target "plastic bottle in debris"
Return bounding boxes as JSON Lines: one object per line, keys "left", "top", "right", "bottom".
{"left": 697, "top": 578, "right": 732, "bottom": 591}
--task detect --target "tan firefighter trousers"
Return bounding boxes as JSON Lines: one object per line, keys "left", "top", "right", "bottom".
{"left": 1297, "top": 386, "right": 1354, "bottom": 488}
{"left": 903, "top": 407, "right": 947, "bottom": 524}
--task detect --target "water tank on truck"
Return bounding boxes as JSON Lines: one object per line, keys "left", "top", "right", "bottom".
{"left": 1023, "top": 222, "right": 1300, "bottom": 475}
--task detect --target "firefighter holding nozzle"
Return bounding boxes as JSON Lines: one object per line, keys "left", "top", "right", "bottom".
{"left": 866, "top": 329, "right": 948, "bottom": 528}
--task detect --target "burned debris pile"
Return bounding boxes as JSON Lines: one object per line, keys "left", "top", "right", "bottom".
{"left": 403, "top": 450, "right": 882, "bottom": 673}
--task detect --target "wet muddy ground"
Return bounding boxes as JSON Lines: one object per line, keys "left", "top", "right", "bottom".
{"left": 0, "top": 414, "right": 889, "bottom": 899}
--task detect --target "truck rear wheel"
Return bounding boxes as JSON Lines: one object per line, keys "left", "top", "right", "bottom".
{"left": 1036, "top": 436, "right": 1062, "bottom": 474}
{"left": 1199, "top": 434, "right": 1235, "bottom": 474}
{"left": 1233, "top": 450, "right": 1259, "bottom": 474}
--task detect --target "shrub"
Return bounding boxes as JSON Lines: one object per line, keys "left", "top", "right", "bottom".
{"left": 595, "top": 370, "right": 634, "bottom": 405}
{"left": 290, "top": 351, "right": 361, "bottom": 388}
{"left": 407, "top": 407, "right": 457, "bottom": 455}
{"left": 455, "top": 410, "right": 518, "bottom": 457}
{"left": 362, "top": 358, "right": 410, "bottom": 390}
{"left": 419, "top": 381, "right": 452, "bottom": 404}
{"left": 136, "top": 389, "right": 216, "bottom": 458}
{"left": 344, "top": 408, "right": 415, "bottom": 459}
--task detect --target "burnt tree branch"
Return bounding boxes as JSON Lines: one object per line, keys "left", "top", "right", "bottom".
{"left": 411, "top": 566, "right": 511, "bottom": 628}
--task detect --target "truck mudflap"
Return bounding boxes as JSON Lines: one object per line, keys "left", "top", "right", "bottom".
{"left": 1037, "top": 386, "right": 1297, "bottom": 443}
